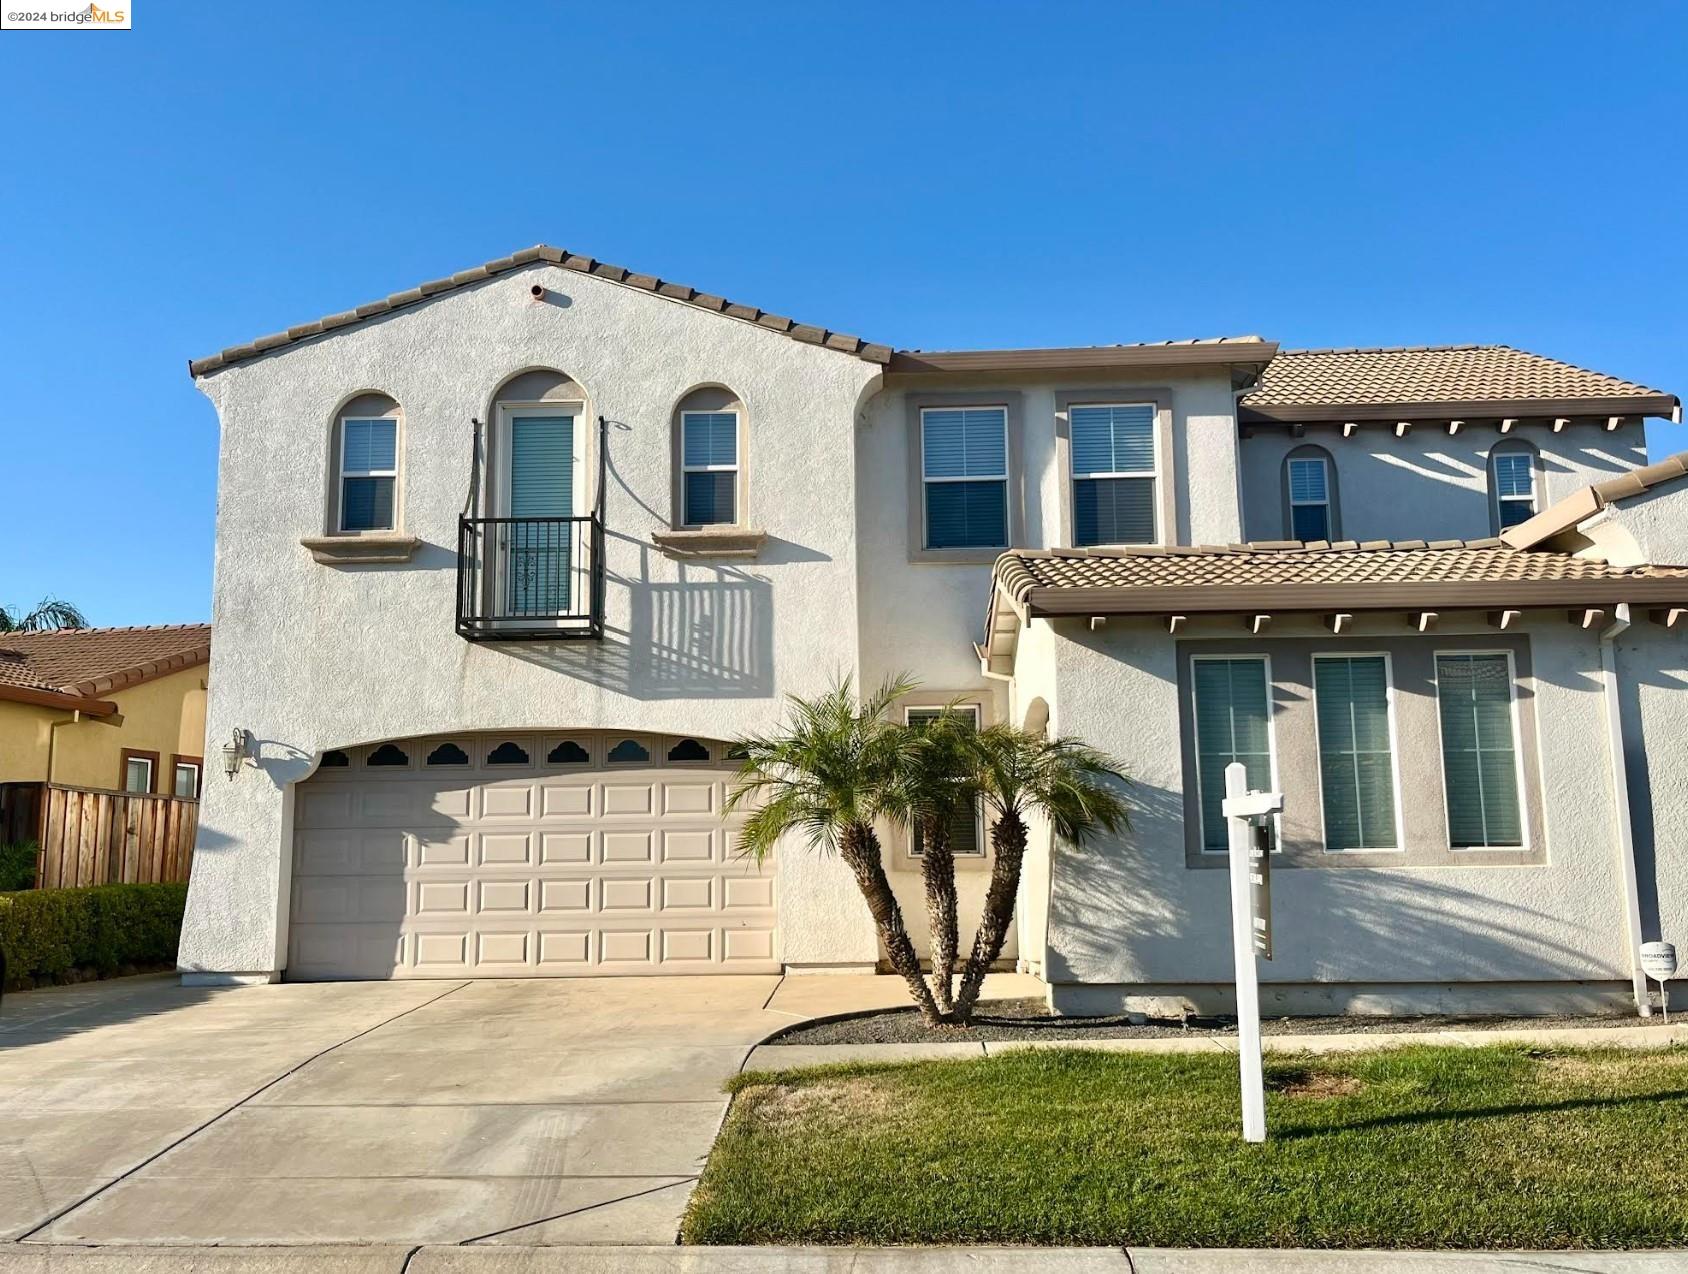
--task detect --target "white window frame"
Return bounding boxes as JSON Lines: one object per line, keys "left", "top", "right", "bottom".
{"left": 1287, "top": 454, "right": 1332, "bottom": 541}
{"left": 123, "top": 755, "right": 155, "bottom": 794}
{"left": 172, "top": 760, "right": 202, "bottom": 798}
{"left": 491, "top": 401, "right": 589, "bottom": 631}
{"left": 904, "top": 703, "right": 986, "bottom": 858}
{"left": 1431, "top": 648, "right": 1532, "bottom": 853}
{"left": 1490, "top": 448, "right": 1537, "bottom": 532}
{"left": 920, "top": 405, "right": 1010, "bottom": 551}
{"left": 1309, "top": 651, "right": 1406, "bottom": 853}
{"left": 679, "top": 409, "right": 741, "bottom": 529}
{"left": 1069, "top": 401, "right": 1162, "bottom": 547}
{"left": 1189, "top": 653, "right": 1280, "bottom": 855}
{"left": 337, "top": 413, "right": 400, "bottom": 533}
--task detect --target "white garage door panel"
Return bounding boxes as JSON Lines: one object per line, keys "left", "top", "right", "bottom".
{"left": 287, "top": 733, "right": 775, "bottom": 980}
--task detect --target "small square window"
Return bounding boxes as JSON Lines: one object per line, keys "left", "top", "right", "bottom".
{"left": 172, "top": 761, "right": 202, "bottom": 798}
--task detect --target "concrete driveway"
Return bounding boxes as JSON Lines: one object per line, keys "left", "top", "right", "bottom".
{"left": 0, "top": 971, "right": 1040, "bottom": 1248}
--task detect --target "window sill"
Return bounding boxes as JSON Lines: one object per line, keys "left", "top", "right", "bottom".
{"left": 651, "top": 528, "right": 767, "bottom": 560}
{"left": 300, "top": 533, "right": 421, "bottom": 565}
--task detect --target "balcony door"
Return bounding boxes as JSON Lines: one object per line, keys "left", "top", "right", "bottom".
{"left": 496, "top": 405, "right": 583, "bottom": 619}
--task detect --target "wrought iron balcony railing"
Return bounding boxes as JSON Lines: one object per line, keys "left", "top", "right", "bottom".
{"left": 456, "top": 514, "right": 605, "bottom": 641}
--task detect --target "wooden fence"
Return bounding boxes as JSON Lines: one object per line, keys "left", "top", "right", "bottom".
{"left": 0, "top": 783, "right": 197, "bottom": 888}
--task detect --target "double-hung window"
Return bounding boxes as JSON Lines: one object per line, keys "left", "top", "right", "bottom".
{"left": 1191, "top": 657, "right": 1275, "bottom": 853}
{"left": 1313, "top": 654, "right": 1400, "bottom": 851}
{"left": 1071, "top": 403, "right": 1157, "bottom": 546}
{"left": 1287, "top": 455, "right": 1333, "bottom": 540}
{"left": 339, "top": 417, "right": 398, "bottom": 532}
{"left": 681, "top": 410, "right": 739, "bottom": 526}
{"left": 906, "top": 705, "right": 984, "bottom": 857}
{"left": 921, "top": 407, "right": 1008, "bottom": 550}
{"left": 1491, "top": 449, "right": 1536, "bottom": 531}
{"left": 1435, "top": 653, "right": 1525, "bottom": 849}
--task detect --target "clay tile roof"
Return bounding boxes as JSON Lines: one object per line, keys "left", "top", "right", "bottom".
{"left": 0, "top": 624, "right": 211, "bottom": 702}
{"left": 188, "top": 245, "right": 894, "bottom": 375}
{"left": 992, "top": 541, "right": 1688, "bottom": 618}
{"left": 1501, "top": 449, "right": 1688, "bottom": 550}
{"left": 1240, "top": 344, "right": 1679, "bottom": 422}
{"left": 886, "top": 335, "right": 1277, "bottom": 374}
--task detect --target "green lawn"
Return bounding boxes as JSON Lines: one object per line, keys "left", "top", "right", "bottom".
{"left": 682, "top": 1045, "right": 1688, "bottom": 1249}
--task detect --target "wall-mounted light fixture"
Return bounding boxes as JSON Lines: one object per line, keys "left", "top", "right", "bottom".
{"left": 221, "top": 727, "right": 250, "bottom": 779}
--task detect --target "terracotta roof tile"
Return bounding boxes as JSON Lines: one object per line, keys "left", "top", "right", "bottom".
{"left": 189, "top": 246, "right": 894, "bottom": 375}
{"left": 1241, "top": 344, "right": 1678, "bottom": 421}
{"left": 0, "top": 624, "right": 211, "bottom": 699}
{"left": 992, "top": 541, "right": 1688, "bottom": 618}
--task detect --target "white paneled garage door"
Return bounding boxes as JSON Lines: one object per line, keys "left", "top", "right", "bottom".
{"left": 287, "top": 732, "right": 776, "bottom": 979}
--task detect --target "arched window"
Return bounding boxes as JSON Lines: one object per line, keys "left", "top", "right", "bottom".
{"left": 672, "top": 386, "right": 745, "bottom": 528}
{"left": 1282, "top": 444, "right": 1339, "bottom": 541}
{"left": 330, "top": 393, "right": 402, "bottom": 533}
{"left": 1489, "top": 442, "right": 1540, "bottom": 533}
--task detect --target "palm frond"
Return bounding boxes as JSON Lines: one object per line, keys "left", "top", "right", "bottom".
{"left": 0, "top": 597, "right": 87, "bottom": 633}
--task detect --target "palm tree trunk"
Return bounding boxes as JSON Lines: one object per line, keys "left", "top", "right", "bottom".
{"left": 840, "top": 821, "right": 944, "bottom": 1024}
{"left": 952, "top": 808, "right": 1027, "bottom": 1023}
{"left": 918, "top": 815, "right": 959, "bottom": 1014}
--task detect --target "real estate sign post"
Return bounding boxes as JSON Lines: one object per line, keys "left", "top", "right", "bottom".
{"left": 1223, "top": 762, "right": 1284, "bottom": 1144}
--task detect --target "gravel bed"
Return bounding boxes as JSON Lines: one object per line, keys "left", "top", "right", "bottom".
{"left": 767, "top": 997, "right": 1661, "bottom": 1045}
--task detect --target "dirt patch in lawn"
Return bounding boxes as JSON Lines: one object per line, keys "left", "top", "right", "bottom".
{"left": 1269, "top": 1070, "right": 1365, "bottom": 1099}
{"left": 737, "top": 1076, "right": 900, "bottom": 1131}
{"left": 766, "top": 997, "right": 1657, "bottom": 1045}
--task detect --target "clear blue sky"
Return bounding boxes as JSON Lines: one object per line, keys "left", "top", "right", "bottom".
{"left": 3, "top": 3, "right": 1684, "bottom": 626}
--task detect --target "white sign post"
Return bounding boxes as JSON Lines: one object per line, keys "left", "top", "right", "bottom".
{"left": 1222, "top": 761, "right": 1283, "bottom": 1144}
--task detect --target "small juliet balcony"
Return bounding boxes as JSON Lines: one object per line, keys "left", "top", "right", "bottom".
{"left": 455, "top": 514, "right": 605, "bottom": 641}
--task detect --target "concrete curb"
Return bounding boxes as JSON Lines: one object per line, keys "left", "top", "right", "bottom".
{"left": 745, "top": 1022, "right": 1688, "bottom": 1069}
{"left": 3, "top": 1246, "right": 1685, "bottom": 1272}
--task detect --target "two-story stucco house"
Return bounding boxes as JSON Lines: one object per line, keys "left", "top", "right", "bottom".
{"left": 180, "top": 244, "right": 1688, "bottom": 1017}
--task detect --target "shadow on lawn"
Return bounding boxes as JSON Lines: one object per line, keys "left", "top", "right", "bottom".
{"left": 1278, "top": 1089, "right": 1688, "bottom": 1139}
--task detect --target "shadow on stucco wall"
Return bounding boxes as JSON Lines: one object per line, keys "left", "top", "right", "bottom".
{"left": 498, "top": 531, "right": 777, "bottom": 699}
{"left": 1046, "top": 778, "right": 1597, "bottom": 992}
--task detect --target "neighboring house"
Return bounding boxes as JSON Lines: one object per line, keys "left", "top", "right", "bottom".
{"left": 179, "top": 244, "right": 1688, "bottom": 1018}
{"left": 0, "top": 626, "right": 212, "bottom": 841}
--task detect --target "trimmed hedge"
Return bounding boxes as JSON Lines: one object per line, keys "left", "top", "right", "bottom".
{"left": 0, "top": 883, "right": 187, "bottom": 990}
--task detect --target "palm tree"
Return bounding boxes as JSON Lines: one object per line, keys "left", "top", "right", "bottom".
{"left": 728, "top": 675, "right": 944, "bottom": 1024}
{"left": 882, "top": 706, "right": 977, "bottom": 1015}
{"left": 0, "top": 597, "right": 87, "bottom": 632}
{"left": 951, "top": 726, "right": 1129, "bottom": 1024}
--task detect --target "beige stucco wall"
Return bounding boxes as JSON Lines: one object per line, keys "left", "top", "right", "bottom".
{"left": 0, "top": 667, "right": 207, "bottom": 791}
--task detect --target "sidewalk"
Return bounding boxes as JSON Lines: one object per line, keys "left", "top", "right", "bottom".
{"left": 746, "top": 1020, "right": 1688, "bottom": 1070}
{"left": 0, "top": 1244, "right": 1682, "bottom": 1271}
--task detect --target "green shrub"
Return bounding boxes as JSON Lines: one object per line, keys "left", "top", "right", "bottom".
{"left": 0, "top": 882, "right": 187, "bottom": 989}
{"left": 0, "top": 841, "right": 37, "bottom": 891}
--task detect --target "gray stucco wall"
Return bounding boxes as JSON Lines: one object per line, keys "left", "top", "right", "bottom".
{"left": 184, "top": 263, "right": 888, "bottom": 975}
{"left": 1238, "top": 423, "right": 1647, "bottom": 544}
{"left": 1039, "top": 613, "right": 1639, "bottom": 1012}
{"left": 1615, "top": 624, "right": 1688, "bottom": 952}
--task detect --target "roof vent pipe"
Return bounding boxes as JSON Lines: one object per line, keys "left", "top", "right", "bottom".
{"left": 1598, "top": 602, "right": 1651, "bottom": 1016}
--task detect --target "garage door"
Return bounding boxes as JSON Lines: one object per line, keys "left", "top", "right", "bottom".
{"left": 287, "top": 732, "right": 776, "bottom": 979}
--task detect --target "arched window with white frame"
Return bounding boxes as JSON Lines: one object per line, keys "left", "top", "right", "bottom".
{"left": 1489, "top": 442, "right": 1539, "bottom": 533}
{"left": 330, "top": 393, "right": 402, "bottom": 534}
{"left": 1282, "top": 443, "right": 1339, "bottom": 542}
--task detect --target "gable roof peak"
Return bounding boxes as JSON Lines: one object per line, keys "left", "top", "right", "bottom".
{"left": 189, "top": 244, "right": 894, "bottom": 376}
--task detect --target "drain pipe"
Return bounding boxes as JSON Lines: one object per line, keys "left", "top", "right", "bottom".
{"left": 1597, "top": 603, "right": 1650, "bottom": 1016}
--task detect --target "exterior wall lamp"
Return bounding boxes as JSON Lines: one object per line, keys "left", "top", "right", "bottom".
{"left": 221, "top": 727, "right": 250, "bottom": 779}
